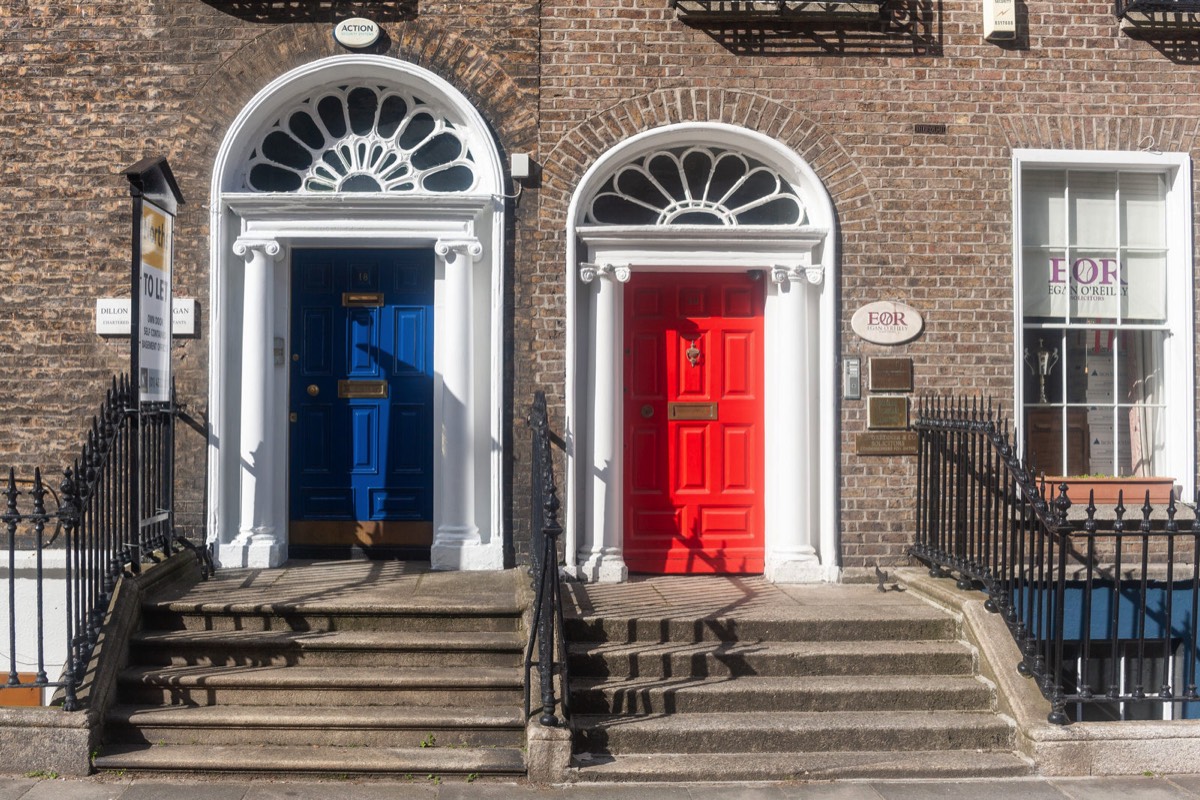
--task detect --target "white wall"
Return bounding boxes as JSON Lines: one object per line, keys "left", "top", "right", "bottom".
{"left": 0, "top": 550, "right": 69, "bottom": 705}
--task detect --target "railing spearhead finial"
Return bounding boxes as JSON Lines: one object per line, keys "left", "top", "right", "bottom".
{"left": 3, "top": 467, "right": 18, "bottom": 522}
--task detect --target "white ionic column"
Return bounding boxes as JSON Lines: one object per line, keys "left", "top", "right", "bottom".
{"left": 576, "top": 262, "right": 629, "bottom": 583}
{"left": 765, "top": 263, "right": 824, "bottom": 583}
{"left": 431, "top": 238, "right": 500, "bottom": 570}
{"left": 223, "top": 237, "right": 285, "bottom": 569}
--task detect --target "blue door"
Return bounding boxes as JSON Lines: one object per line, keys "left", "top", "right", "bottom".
{"left": 289, "top": 249, "right": 434, "bottom": 556}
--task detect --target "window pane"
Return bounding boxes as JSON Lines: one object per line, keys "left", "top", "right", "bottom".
{"left": 1069, "top": 251, "right": 1120, "bottom": 323}
{"left": 1121, "top": 172, "right": 1167, "bottom": 249}
{"left": 1022, "top": 247, "right": 1067, "bottom": 319}
{"left": 1122, "top": 252, "right": 1168, "bottom": 324}
{"left": 1022, "top": 170, "right": 1066, "bottom": 247}
{"left": 1022, "top": 331, "right": 1065, "bottom": 406}
{"left": 1070, "top": 172, "right": 1117, "bottom": 248}
{"left": 1118, "top": 330, "right": 1164, "bottom": 405}
{"left": 1120, "top": 404, "right": 1165, "bottom": 478}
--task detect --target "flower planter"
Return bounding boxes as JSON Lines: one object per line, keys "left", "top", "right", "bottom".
{"left": 1045, "top": 476, "right": 1177, "bottom": 506}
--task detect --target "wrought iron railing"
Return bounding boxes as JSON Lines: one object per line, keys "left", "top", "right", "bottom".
{"left": 3, "top": 375, "right": 193, "bottom": 710}
{"left": 913, "top": 396, "right": 1200, "bottom": 724}
{"left": 523, "top": 391, "right": 570, "bottom": 727}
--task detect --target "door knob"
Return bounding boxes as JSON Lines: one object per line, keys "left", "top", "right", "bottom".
{"left": 307, "top": 384, "right": 319, "bottom": 397}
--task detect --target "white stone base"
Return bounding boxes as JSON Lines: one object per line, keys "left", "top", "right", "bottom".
{"left": 430, "top": 539, "right": 504, "bottom": 571}
{"left": 218, "top": 534, "right": 286, "bottom": 569}
{"left": 765, "top": 555, "right": 838, "bottom": 584}
{"left": 573, "top": 552, "right": 629, "bottom": 583}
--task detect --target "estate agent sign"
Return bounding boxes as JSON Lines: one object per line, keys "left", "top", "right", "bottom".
{"left": 851, "top": 300, "right": 924, "bottom": 345}
{"left": 124, "top": 157, "right": 184, "bottom": 404}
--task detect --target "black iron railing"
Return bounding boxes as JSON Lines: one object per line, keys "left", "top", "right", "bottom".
{"left": 913, "top": 397, "right": 1200, "bottom": 724}
{"left": 1117, "top": 0, "right": 1200, "bottom": 15}
{"left": 3, "top": 375, "right": 191, "bottom": 710}
{"left": 523, "top": 391, "right": 570, "bottom": 727}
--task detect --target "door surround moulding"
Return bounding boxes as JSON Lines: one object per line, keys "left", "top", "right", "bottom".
{"left": 207, "top": 55, "right": 506, "bottom": 571}
{"left": 564, "top": 122, "right": 842, "bottom": 584}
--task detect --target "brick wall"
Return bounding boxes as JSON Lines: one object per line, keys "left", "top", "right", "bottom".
{"left": 533, "top": 0, "right": 1200, "bottom": 568}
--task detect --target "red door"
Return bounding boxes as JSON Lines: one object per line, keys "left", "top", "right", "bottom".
{"left": 624, "top": 271, "right": 765, "bottom": 574}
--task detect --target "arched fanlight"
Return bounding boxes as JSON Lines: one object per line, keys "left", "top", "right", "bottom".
{"left": 243, "top": 85, "right": 478, "bottom": 194}
{"left": 585, "top": 146, "right": 807, "bottom": 226}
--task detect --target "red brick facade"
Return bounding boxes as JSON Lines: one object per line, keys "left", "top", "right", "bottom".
{"left": 1, "top": 1, "right": 1197, "bottom": 571}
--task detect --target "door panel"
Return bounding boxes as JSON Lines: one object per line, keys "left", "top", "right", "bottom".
{"left": 624, "top": 272, "right": 765, "bottom": 574}
{"left": 289, "top": 249, "right": 435, "bottom": 553}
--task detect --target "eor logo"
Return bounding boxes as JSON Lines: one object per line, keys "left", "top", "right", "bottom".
{"left": 851, "top": 301, "right": 924, "bottom": 345}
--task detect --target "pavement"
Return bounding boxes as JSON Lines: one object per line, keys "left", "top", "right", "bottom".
{"left": 7, "top": 775, "right": 1200, "bottom": 799}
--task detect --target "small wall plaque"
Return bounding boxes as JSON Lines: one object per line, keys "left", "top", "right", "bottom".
{"left": 868, "top": 396, "right": 908, "bottom": 430}
{"left": 334, "top": 17, "right": 381, "bottom": 48}
{"left": 857, "top": 431, "right": 920, "bottom": 456}
{"left": 869, "top": 358, "right": 913, "bottom": 392}
{"left": 96, "top": 298, "right": 197, "bottom": 337}
{"left": 850, "top": 301, "right": 924, "bottom": 345}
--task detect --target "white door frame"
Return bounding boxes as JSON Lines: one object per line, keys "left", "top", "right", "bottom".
{"left": 564, "top": 123, "right": 842, "bottom": 582}
{"left": 206, "top": 55, "right": 506, "bottom": 570}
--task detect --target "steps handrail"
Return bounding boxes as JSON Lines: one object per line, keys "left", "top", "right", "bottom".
{"left": 523, "top": 391, "right": 570, "bottom": 726}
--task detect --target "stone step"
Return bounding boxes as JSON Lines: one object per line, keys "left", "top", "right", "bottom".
{"left": 569, "top": 639, "right": 976, "bottom": 679}
{"left": 93, "top": 743, "right": 526, "bottom": 777}
{"left": 572, "top": 710, "right": 1015, "bottom": 754}
{"left": 564, "top": 609, "right": 957, "bottom": 644}
{"left": 568, "top": 749, "right": 1033, "bottom": 782}
{"left": 570, "top": 674, "right": 995, "bottom": 715}
{"left": 117, "top": 665, "right": 523, "bottom": 707}
{"left": 130, "top": 628, "right": 523, "bottom": 668}
{"left": 104, "top": 704, "right": 524, "bottom": 748}
{"left": 142, "top": 600, "right": 522, "bottom": 634}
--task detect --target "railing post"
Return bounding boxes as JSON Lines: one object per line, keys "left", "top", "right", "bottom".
{"left": 524, "top": 391, "right": 569, "bottom": 728}
{"left": 58, "top": 466, "right": 81, "bottom": 712}
{"left": 4, "top": 469, "right": 19, "bottom": 689}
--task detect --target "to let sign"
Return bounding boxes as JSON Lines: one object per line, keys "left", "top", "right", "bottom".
{"left": 138, "top": 201, "right": 172, "bottom": 402}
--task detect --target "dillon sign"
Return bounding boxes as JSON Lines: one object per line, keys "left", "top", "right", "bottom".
{"left": 334, "top": 18, "right": 380, "bottom": 48}
{"left": 851, "top": 301, "right": 924, "bottom": 345}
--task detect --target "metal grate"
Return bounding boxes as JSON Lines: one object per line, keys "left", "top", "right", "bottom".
{"left": 1117, "top": 0, "right": 1200, "bottom": 15}
{"left": 673, "top": 0, "right": 888, "bottom": 22}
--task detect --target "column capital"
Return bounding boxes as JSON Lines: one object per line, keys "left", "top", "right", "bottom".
{"left": 579, "top": 262, "right": 631, "bottom": 284}
{"left": 770, "top": 263, "right": 823, "bottom": 286}
{"left": 435, "top": 237, "right": 484, "bottom": 263}
{"left": 232, "top": 237, "right": 283, "bottom": 261}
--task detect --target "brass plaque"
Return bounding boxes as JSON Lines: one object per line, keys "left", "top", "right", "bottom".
{"left": 867, "top": 396, "right": 908, "bottom": 430}
{"left": 338, "top": 380, "right": 388, "bottom": 399}
{"left": 668, "top": 402, "right": 718, "bottom": 420}
{"left": 869, "top": 357, "right": 913, "bottom": 392}
{"left": 856, "top": 431, "right": 919, "bottom": 456}
{"left": 343, "top": 292, "right": 383, "bottom": 307}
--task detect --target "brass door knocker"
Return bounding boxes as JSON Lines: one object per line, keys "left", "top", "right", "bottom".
{"left": 683, "top": 336, "right": 701, "bottom": 368}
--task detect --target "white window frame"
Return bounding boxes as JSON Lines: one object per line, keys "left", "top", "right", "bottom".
{"left": 1012, "top": 149, "right": 1194, "bottom": 500}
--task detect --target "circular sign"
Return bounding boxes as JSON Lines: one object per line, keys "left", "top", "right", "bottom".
{"left": 851, "top": 301, "right": 924, "bottom": 345}
{"left": 334, "top": 18, "right": 381, "bottom": 49}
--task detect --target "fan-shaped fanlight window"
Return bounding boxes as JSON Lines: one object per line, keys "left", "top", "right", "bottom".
{"left": 244, "top": 85, "right": 478, "bottom": 194}
{"left": 586, "top": 147, "right": 807, "bottom": 226}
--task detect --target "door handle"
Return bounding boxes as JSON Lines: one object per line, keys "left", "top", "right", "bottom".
{"left": 307, "top": 384, "right": 319, "bottom": 397}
